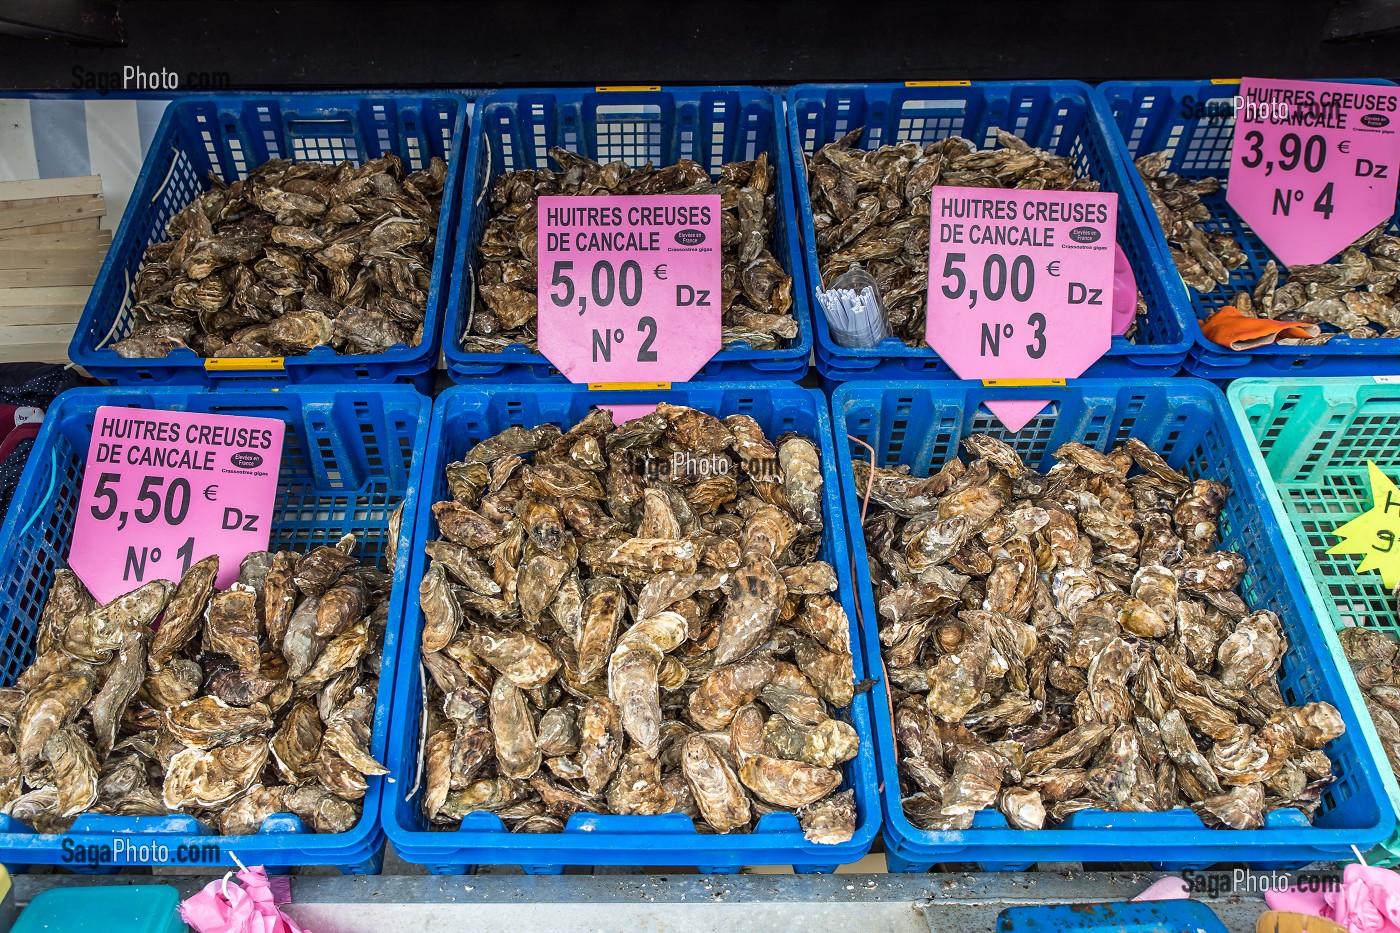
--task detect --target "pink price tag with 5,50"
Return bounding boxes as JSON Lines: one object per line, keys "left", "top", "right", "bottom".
{"left": 1227, "top": 77, "right": 1400, "bottom": 266}
{"left": 925, "top": 186, "right": 1117, "bottom": 430}
{"left": 68, "top": 407, "right": 284, "bottom": 604}
{"left": 536, "top": 194, "right": 722, "bottom": 384}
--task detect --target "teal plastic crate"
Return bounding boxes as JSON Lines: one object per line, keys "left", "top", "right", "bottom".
{"left": 1227, "top": 376, "right": 1400, "bottom": 866}
{"left": 14, "top": 886, "right": 185, "bottom": 933}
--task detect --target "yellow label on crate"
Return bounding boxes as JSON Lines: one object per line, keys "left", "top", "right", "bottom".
{"left": 980, "top": 378, "right": 1067, "bottom": 387}
{"left": 596, "top": 86, "right": 661, "bottom": 92}
{"left": 1329, "top": 461, "right": 1400, "bottom": 588}
{"left": 905, "top": 80, "right": 971, "bottom": 87}
{"left": 204, "top": 357, "right": 286, "bottom": 371}
{"left": 1210, "top": 78, "right": 1239, "bottom": 85}
{"left": 588, "top": 381, "right": 671, "bottom": 391}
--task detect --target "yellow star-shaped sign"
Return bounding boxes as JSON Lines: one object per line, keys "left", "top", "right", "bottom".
{"left": 1329, "top": 461, "right": 1400, "bottom": 589}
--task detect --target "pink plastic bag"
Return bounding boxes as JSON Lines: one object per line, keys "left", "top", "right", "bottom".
{"left": 1265, "top": 863, "right": 1400, "bottom": 933}
{"left": 179, "top": 865, "right": 309, "bottom": 933}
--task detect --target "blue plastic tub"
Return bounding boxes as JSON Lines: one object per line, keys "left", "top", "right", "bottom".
{"left": 996, "top": 901, "right": 1229, "bottom": 933}
{"left": 787, "top": 82, "right": 1192, "bottom": 385}
{"left": 442, "top": 87, "right": 812, "bottom": 384}
{"left": 1100, "top": 79, "right": 1400, "bottom": 378}
{"left": 69, "top": 94, "right": 467, "bottom": 389}
{"left": 832, "top": 378, "right": 1396, "bottom": 870}
{"left": 0, "top": 385, "right": 431, "bottom": 874}
{"left": 383, "top": 383, "right": 879, "bottom": 874}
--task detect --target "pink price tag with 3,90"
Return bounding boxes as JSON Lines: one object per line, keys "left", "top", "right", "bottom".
{"left": 536, "top": 194, "right": 722, "bottom": 385}
{"left": 68, "top": 407, "right": 284, "bottom": 604}
{"left": 1227, "top": 77, "right": 1400, "bottom": 267}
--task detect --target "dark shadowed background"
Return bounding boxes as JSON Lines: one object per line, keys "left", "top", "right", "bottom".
{"left": 2, "top": 0, "right": 1400, "bottom": 91}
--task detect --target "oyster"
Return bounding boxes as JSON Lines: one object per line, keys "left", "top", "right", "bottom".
{"left": 415, "top": 406, "right": 858, "bottom": 838}
{"left": 1136, "top": 151, "right": 1399, "bottom": 340}
{"left": 112, "top": 154, "right": 447, "bottom": 359}
{"left": 6, "top": 535, "right": 394, "bottom": 833}
{"left": 808, "top": 128, "right": 1144, "bottom": 346}
{"left": 862, "top": 432, "right": 1341, "bottom": 830}
{"left": 468, "top": 150, "right": 794, "bottom": 353}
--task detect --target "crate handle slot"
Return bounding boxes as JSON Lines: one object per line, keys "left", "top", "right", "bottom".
{"left": 287, "top": 118, "right": 357, "bottom": 138}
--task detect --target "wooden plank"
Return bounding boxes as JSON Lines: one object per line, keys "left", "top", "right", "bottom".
{"left": 0, "top": 286, "right": 90, "bottom": 308}
{"left": 0, "top": 306, "right": 85, "bottom": 325}
{"left": 0, "top": 230, "right": 111, "bottom": 250}
{"left": 0, "top": 251, "right": 107, "bottom": 271}
{"left": 0, "top": 176, "right": 102, "bottom": 202}
{"left": 0, "top": 342, "right": 73, "bottom": 365}
{"left": 11, "top": 217, "right": 102, "bottom": 235}
{"left": 0, "top": 267, "right": 98, "bottom": 288}
{"left": 0, "top": 197, "right": 105, "bottom": 232}
{"left": 0, "top": 322, "right": 79, "bottom": 364}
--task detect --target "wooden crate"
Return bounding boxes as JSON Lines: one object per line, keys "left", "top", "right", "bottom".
{"left": 0, "top": 177, "right": 108, "bottom": 363}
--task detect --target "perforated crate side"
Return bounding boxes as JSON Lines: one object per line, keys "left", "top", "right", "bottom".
{"left": 443, "top": 87, "right": 812, "bottom": 384}
{"left": 383, "top": 383, "right": 878, "bottom": 873}
{"left": 834, "top": 379, "right": 1395, "bottom": 869}
{"left": 1100, "top": 79, "right": 1400, "bottom": 377}
{"left": 72, "top": 94, "right": 466, "bottom": 387}
{"left": 787, "top": 82, "right": 1191, "bottom": 383}
{"left": 0, "top": 385, "right": 430, "bottom": 872}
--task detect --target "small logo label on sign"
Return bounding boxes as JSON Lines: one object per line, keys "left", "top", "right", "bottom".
{"left": 1069, "top": 226, "right": 1101, "bottom": 243}
{"left": 230, "top": 452, "right": 264, "bottom": 469}
{"left": 1363, "top": 113, "right": 1391, "bottom": 128}
{"left": 675, "top": 228, "right": 706, "bottom": 246}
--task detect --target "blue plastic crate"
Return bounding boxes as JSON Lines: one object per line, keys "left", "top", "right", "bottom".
{"left": 442, "top": 87, "right": 812, "bottom": 384}
{"left": 787, "top": 82, "right": 1192, "bottom": 385}
{"left": 1100, "top": 79, "right": 1400, "bottom": 378}
{"left": 383, "top": 383, "right": 879, "bottom": 874}
{"left": 70, "top": 93, "right": 468, "bottom": 389}
{"left": 0, "top": 385, "right": 431, "bottom": 874}
{"left": 831, "top": 378, "right": 1396, "bottom": 870}
{"left": 996, "top": 901, "right": 1229, "bottom": 933}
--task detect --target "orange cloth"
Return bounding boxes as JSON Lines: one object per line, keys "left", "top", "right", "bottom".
{"left": 1201, "top": 305, "right": 1322, "bottom": 350}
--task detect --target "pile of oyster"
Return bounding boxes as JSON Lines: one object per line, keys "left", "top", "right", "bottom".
{"left": 1136, "top": 151, "right": 1400, "bottom": 342}
{"left": 858, "top": 433, "right": 1345, "bottom": 832}
{"left": 111, "top": 154, "right": 448, "bottom": 360}
{"left": 1340, "top": 627, "right": 1400, "bottom": 776}
{"left": 416, "top": 404, "right": 859, "bottom": 843}
{"left": 806, "top": 129, "right": 1146, "bottom": 346}
{"left": 466, "top": 148, "right": 795, "bottom": 354}
{"left": 3, "top": 532, "right": 393, "bottom": 834}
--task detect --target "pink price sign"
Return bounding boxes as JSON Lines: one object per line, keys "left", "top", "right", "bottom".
{"left": 536, "top": 194, "right": 722, "bottom": 384}
{"left": 926, "top": 186, "right": 1117, "bottom": 375}
{"left": 1227, "top": 78, "right": 1400, "bottom": 266}
{"left": 69, "top": 407, "right": 284, "bottom": 604}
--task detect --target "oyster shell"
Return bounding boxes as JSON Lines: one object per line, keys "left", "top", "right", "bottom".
{"left": 862, "top": 432, "right": 1339, "bottom": 831}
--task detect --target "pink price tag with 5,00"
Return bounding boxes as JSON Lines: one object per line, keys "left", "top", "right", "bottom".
{"left": 925, "top": 186, "right": 1117, "bottom": 430}
{"left": 68, "top": 407, "right": 284, "bottom": 604}
{"left": 536, "top": 194, "right": 722, "bottom": 384}
{"left": 1227, "top": 78, "right": 1400, "bottom": 266}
